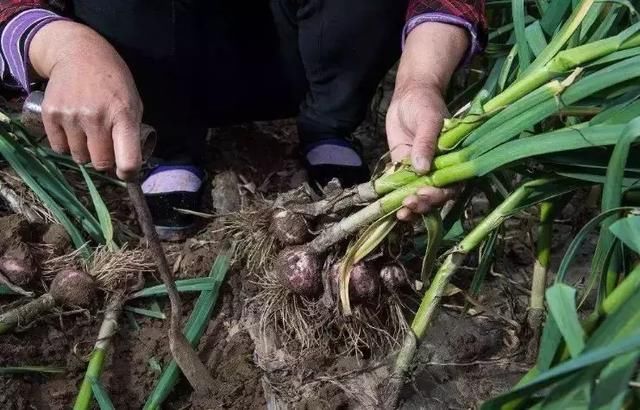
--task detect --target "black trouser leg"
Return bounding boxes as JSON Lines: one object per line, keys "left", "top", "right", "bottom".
{"left": 201, "top": 0, "right": 408, "bottom": 143}
{"left": 291, "top": 0, "right": 408, "bottom": 143}
{"left": 71, "top": 0, "right": 208, "bottom": 164}
{"left": 200, "top": 2, "right": 305, "bottom": 125}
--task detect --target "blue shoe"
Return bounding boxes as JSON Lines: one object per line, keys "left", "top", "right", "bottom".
{"left": 141, "top": 163, "right": 206, "bottom": 241}
{"left": 301, "top": 137, "right": 370, "bottom": 189}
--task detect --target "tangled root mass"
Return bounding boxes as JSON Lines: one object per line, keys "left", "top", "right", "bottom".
{"left": 256, "top": 258, "right": 409, "bottom": 358}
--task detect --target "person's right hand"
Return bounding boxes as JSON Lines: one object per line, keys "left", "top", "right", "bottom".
{"left": 29, "top": 20, "right": 143, "bottom": 181}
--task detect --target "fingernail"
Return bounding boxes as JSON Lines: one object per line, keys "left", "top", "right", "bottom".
{"left": 417, "top": 187, "right": 433, "bottom": 197}
{"left": 93, "top": 161, "right": 114, "bottom": 171}
{"left": 413, "top": 156, "right": 430, "bottom": 174}
{"left": 402, "top": 197, "right": 414, "bottom": 208}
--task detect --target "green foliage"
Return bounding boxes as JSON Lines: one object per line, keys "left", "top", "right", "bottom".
{"left": 484, "top": 290, "right": 640, "bottom": 408}
{"left": 592, "top": 117, "right": 640, "bottom": 300}
{"left": 89, "top": 377, "right": 116, "bottom": 410}
{"left": 0, "top": 135, "right": 89, "bottom": 252}
{"left": 0, "top": 366, "right": 65, "bottom": 374}
{"left": 512, "top": 0, "right": 532, "bottom": 70}
{"left": 609, "top": 214, "right": 640, "bottom": 253}
{"left": 431, "top": 1, "right": 640, "bottom": 407}
{"left": 468, "top": 229, "right": 499, "bottom": 297}
{"left": 123, "top": 306, "right": 166, "bottom": 320}
{"left": 0, "top": 114, "right": 119, "bottom": 257}
{"left": 420, "top": 211, "right": 443, "bottom": 282}
{"left": 79, "top": 165, "right": 116, "bottom": 251}
{"left": 129, "top": 278, "right": 223, "bottom": 299}
{"left": 555, "top": 207, "right": 637, "bottom": 284}
{"left": 546, "top": 284, "right": 585, "bottom": 357}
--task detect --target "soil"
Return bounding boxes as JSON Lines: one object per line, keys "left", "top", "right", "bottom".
{"left": 41, "top": 224, "right": 73, "bottom": 256}
{"left": 0, "top": 82, "right": 598, "bottom": 409}
{"left": 0, "top": 214, "right": 34, "bottom": 247}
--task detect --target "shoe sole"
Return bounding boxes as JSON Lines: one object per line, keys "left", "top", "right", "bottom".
{"left": 155, "top": 224, "right": 196, "bottom": 242}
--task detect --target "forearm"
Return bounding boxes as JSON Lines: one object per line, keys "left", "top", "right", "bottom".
{"left": 387, "top": 22, "right": 472, "bottom": 174}
{"left": 29, "top": 20, "right": 112, "bottom": 79}
{"left": 396, "top": 22, "right": 469, "bottom": 93}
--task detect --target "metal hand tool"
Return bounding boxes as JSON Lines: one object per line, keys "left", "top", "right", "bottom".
{"left": 22, "top": 90, "right": 214, "bottom": 394}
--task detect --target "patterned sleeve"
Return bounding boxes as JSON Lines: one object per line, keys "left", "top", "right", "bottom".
{"left": 0, "top": 1, "right": 66, "bottom": 90}
{"left": 405, "top": 0, "right": 487, "bottom": 62}
{"left": 0, "top": 0, "right": 51, "bottom": 23}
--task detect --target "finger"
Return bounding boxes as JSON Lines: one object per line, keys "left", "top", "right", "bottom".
{"left": 389, "top": 139, "right": 412, "bottom": 164}
{"left": 84, "top": 118, "right": 115, "bottom": 172}
{"left": 41, "top": 105, "right": 69, "bottom": 153}
{"left": 402, "top": 195, "right": 417, "bottom": 210}
{"left": 62, "top": 120, "right": 90, "bottom": 164}
{"left": 411, "top": 115, "right": 442, "bottom": 174}
{"left": 406, "top": 194, "right": 432, "bottom": 215}
{"left": 43, "top": 120, "right": 69, "bottom": 154}
{"left": 396, "top": 207, "right": 415, "bottom": 222}
{"left": 416, "top": 186, "right": 458, "bottom": 207}
{"left": 111, "top": 111, "right": 142, "bottom": 181}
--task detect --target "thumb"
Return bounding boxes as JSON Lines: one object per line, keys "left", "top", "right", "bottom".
{"left": 386, "top": 112, "right": 413, "bottom": 163}
{"left": 411, "top": 111, "right": 443, "bottom": 174}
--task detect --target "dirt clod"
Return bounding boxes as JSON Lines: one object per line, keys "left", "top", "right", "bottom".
{"left": 200, "top": 331, "right": 265, "bottom": 409}
{"left": 270, "top": 209, "right": 309, "bottom": 246}
{"left": 212, "top": 170, "right": 242, "bottom": 214}
{"left": 49, "top": 269, "right": 97, "bottom": 307}
{"left": 0, "top": 214, "right": 32, "bottom": 250}
{"left": 41, "top": 224, "right": 72, "bottom": 256}
{"left": 0, "top": 242, "right": 37, "bottom": 286}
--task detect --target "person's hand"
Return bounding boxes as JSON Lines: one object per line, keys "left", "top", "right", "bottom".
{"left": 29, "top": 20, "right": 143, "bottom": 181}
{"left": 386, "top": 22, "right": 469, "bottom": 221}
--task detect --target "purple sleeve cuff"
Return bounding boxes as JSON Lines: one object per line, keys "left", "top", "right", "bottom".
{"left": 1, "top": 8, "right": 68, "bottom": 91}
{"left": 402, "top": 13, "right": 482, "bottom": 66}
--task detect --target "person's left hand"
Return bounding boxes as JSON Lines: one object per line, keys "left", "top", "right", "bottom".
{"left": 386, "top": 22, "right": 469, "bottom": 221}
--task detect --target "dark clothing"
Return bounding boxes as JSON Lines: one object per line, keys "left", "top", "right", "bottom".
{"left": 66, "top": 0, "right": 408, "bottom": 161}
{"left": 0, "top": 0, "right": 488, "bottom": 162}
{"left": 0, "top": 0, "right": 487, "bottom": 235}
{"left": 0, "top": 1, "right": 487, "bottom": 49}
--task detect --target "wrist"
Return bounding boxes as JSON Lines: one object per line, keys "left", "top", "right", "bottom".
{"left": 28, "top": 20, "right": 112, "bottom": 78}
{"left": 396, "top": 22, "right": 469, "bottom": 94}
